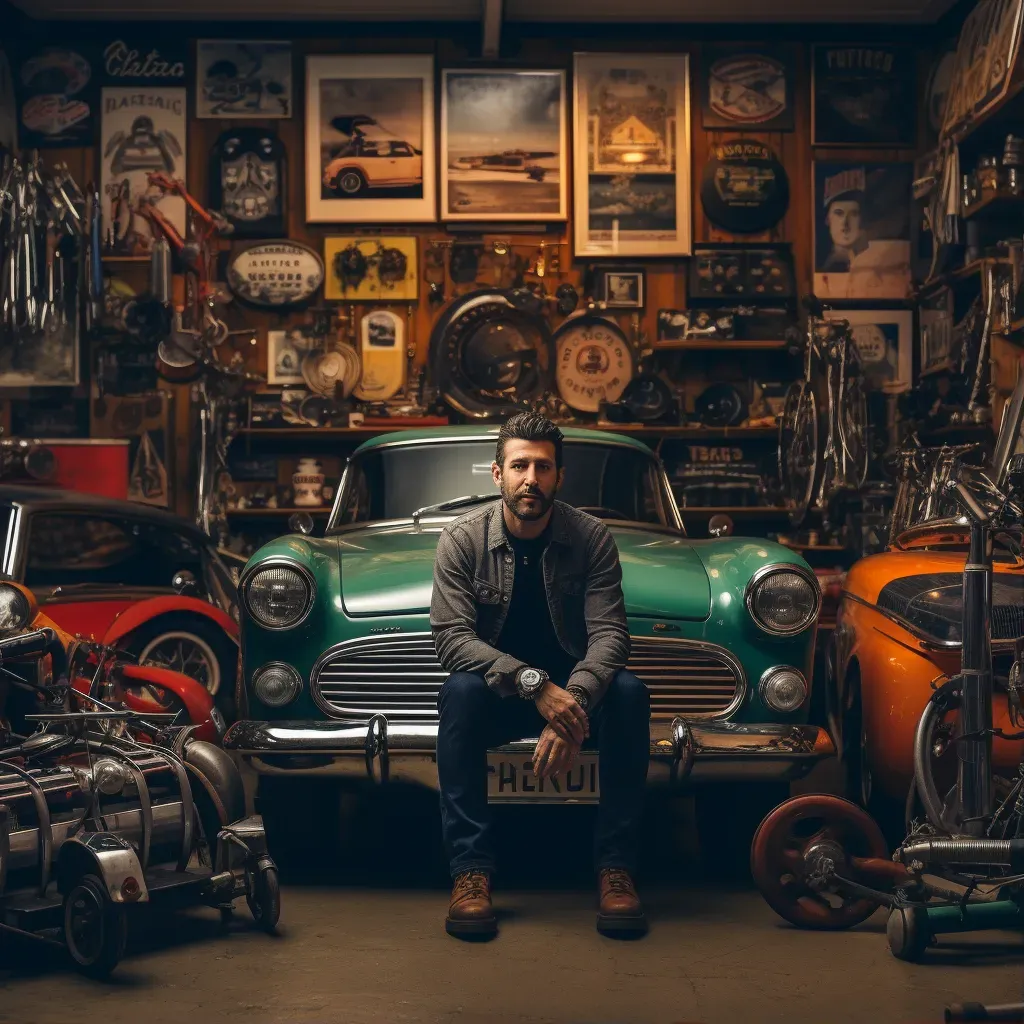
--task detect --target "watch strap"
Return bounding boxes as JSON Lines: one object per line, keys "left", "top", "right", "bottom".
{"left": 566, "top": 685, "right": 590, "bottom": 712}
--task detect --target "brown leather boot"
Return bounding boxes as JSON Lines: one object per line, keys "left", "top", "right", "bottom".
{"left": 446, "top": 870, "right": 497, "bottom": 938}
{"left": 597, "top": 868, "right": 647, "bottom": 935}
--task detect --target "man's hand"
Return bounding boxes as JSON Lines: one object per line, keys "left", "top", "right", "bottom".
{"left": 534, "top": 682, "right": 589, "bottom": 744}
{"left": 531, "top": 724, "right": 580, "bottom": 781}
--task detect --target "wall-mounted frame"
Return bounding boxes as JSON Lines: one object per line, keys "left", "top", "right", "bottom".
{"left": 305, "top": 54, "right": 435, "bottom": 224}
{"left": 700, "top": 44, "right": 794, "bottom": 131}
{"left": 918, "top": 286, "right": 953, "bottom": 377}
{"left": 323, "top": 235, "right": 419, "bottom": 302}
{"left": 573, "top": 52, "right": 690, "bottom": 257}
{"left": 196, "top": 40, "right": 292, "bottom": 119}
{"left": 595, "top": 266, "right": 646, "bottom": 309}
{"left": 824, "top": 308, "right": 913, "bottom": 389}
{"left": 442, "top": 68, "right": 567, "bottom": 222}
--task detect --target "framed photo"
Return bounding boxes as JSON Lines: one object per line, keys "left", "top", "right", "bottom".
{"left": 813, "top": 162, "right": 913, "bottom": 301}
{"left": 306, "top": 55, "right": 435, "bottom": 224}
{"left": 267, "top": 329, "right": 309, "bottom": 385}
{"left": 700, "top": 45, "right": 793, "bottom": 131}
{"left": 824, "top": 308, "right": 913, "bottom": 388}
{"left": 596, "top": 266, "right": 645, "bottom": 309}
{"left": 918, "top": 286, "right": 954, "bottom": 376}
{"left": 196, "top": 41, "right": 292, "bottom": 119}
{"left": 573, "top": 53, "right": 690, "bottom": 257}
{"left": 323, "top": 236, "right": 418, "bottom": 302}
{"left": 442, "top": 68, "right": 567, "bottom": 222}
{"left": 812, "top": 45, "right": 916, "bottom": 147}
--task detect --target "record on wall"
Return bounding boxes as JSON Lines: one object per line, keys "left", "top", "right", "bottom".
{"left": 699, "top": 139, "right": 789, "bottom": 234}
{"left": 701, "top": 45, "right": 794, "bottom": 131}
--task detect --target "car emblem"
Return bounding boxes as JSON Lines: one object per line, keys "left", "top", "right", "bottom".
{"left": 652, "top": 623, "right": 679, "bottom": 633}
{"left": 369, "top": 626, "right": 402, "bottom": 634}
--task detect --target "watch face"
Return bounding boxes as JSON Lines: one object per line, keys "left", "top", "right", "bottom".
{"left": 554, "top": 317, "right": 634, "bottom": 413}
{"left": 521, "top": 668, "right": 542, "bottom": 688}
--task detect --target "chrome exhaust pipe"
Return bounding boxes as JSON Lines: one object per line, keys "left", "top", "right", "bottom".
{"left": 899, "top": 837, "right": 1024, "bottom": 868}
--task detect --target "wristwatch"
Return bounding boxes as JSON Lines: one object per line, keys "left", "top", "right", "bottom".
{"left": 566, "top": 685, "right": 590, "bottom": 712}
{"left": 515, "top": 666, "right": 548, "bottom": 700}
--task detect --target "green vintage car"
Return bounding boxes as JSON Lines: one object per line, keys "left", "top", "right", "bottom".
{"left": 224, "top": 427, "right": 834, "bottom": 851}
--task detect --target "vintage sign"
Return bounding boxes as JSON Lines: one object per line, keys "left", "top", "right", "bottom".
{"left": 226, "top": 242, "right": 325, "bottom": 309}
{"left": 553, "top": 315, "right": 634, "bottom": 414}
{"left": 700, "top": 140, "right": 789, "bottom": 234}
{"left": 701, "top": 45, "right": 793, "bottom": 131}
{"left": 101, "top": 38, "right": 186, "bottom": 85}
{"left": 17, "top": 46, "right": 97, "bottom": 148}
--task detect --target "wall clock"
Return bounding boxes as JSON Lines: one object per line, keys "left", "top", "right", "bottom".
{"left": 552, "top": 313, "right": 634, "bottom": 414}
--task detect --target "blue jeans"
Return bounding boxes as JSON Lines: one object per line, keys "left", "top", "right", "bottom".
{"left": 436, "top": 669, "right": 650, "bottom": 879}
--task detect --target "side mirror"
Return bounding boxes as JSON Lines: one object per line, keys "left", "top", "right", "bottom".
{"left": 172, "top": 570, "right": 200, "bottom": 596}
{"left": 708, "top": 514, "right": 734, "bottom": 538}
{"left": 289, "top": 511, "right": 315, "bottom": 536}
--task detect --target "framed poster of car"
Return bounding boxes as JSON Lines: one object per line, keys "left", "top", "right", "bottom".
{"left": 812, "top": 45, "right": 916, "bottom": 147}
{"left": 442, "top": 68, "right": 567, "bottom": 222}
{"left": 700, "top": 45, "right": 794, "bottom": 131}
{"left": 824, "top": 308, "right": 913, "bottom": 388}
{"left": 305, "top": 55, "right": 435, "bottom": 224}
{"left": 572, "top": 52, "right": 690, "bottom": 257}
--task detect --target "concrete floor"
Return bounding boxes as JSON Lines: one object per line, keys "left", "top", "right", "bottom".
{"left": 2, "top": 783, "right": 1023, "bottom": 1024}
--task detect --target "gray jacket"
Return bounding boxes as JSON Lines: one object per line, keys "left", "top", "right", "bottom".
{"left": 430, "top": 498, "right": 630, "bottom": 706}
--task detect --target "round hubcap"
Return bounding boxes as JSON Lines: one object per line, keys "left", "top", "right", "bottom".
{"left": 67, "top": 886, "right": 103, "bottom": 963}
{"left": 139, "top": 632, "right": 220, "bottom": 695}
{"left": 339, "top": 172, "right": 362, "bottom": 194}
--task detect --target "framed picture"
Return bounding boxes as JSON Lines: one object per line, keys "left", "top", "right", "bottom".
{"left": 812, "top": 45, "right": 916, "bottom": 147}
{"left": 918, "top": 286, "right": 954, "bottom": 376}
{"left": 267, "top": 329, "right": 309, "bottom": 385}
{"left": 813, "top": 162, "right": 913, "bottom": 301}
{"left": 824, "top": 308, "right": 913, "bottom": 388}
{"left": 442, "top": 68, "right": 567, "bottom": 222}
{"left": 306, "top": 55, "right": 435, "bottom": 224}
{"left": 17, "top": 44, "right": 98, "bottom": 148}
{"left": 196, "top": 41, "right": 292, "bottom": 119}
{"left": 100, "top": 87, "right": 186, "bottom": 255}
{"left": 596, "top": 266, "right": 645, "bottom": 309}
{"left": 700, "top": 45, "right": 793, "bottom": 131}
{"left": 573, "top": 53, "right": 690, "bottom": 257}
{"left": 323, "top": 236, "right": 418, "bottom": 302}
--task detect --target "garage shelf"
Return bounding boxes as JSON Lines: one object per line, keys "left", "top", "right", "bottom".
{"left": 676, "top": 506, "right": 790, "bottom": 516}
{"left": 225, "top": 507, "right": 331, "bottom": 516}
{"left": 235, "top": 424, "right": 779, "bottom": 440}
{"left": 651, "top": 340, "right": 791, "bottom": 351}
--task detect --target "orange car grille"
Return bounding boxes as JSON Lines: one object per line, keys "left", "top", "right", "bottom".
{"left": 310, "top": 633, "right": 743, "bottom": 722}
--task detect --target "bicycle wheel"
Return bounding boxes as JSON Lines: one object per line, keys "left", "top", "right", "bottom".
{"left": 779, "top": 381, "right": 818, "bottom": 524}
{"left": 844, "top": 374, "right": 870, "bottom": 488}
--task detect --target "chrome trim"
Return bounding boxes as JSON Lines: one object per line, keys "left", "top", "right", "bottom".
{"left": 744, "top": 563, "right": 821, "bottom": 638}
{"left": 240, "top": 556, "right": 317, "bottom": 632}
{"left": 758, "top": 665, "right": 808, "bottom": 713}
{"left": 253, "top": 661, "right": 303, "bottom": 708}
{"left": 843, "top": 590, "right": 966, "bottom": 651}
{"left": 4, "top": 504, "right": 24, "bottom": 580}
{"left": 325, "top": 459, "right": 352, "bottom": 531}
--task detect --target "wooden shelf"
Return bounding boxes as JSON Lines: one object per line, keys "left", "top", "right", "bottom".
{"left": 236, "top": 424, "right": 780, "bottom": 441}
{"left": 599, "top": 424, "right": 778, "bottom": 438}
{"left": 226, "top": 507, "right": 331, "bottom": 517}
{"left": 918, "top": 256, "right": 1010, "bottom": 295}
{"left": 676, "top": 506, "right": 790, "bottom": 516}
{"left": 962, "top": 191, "right": 1024, "bottom": 222}
{"left": 102, "top": 255, "right": 150, "bottom": 263}
{"left": 652, "top": 339, "right": 791, "bottom": 351}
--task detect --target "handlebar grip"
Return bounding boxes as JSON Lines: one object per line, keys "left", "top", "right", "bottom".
{"left": 0, "top": 627, "right": 59, "bottom": 664}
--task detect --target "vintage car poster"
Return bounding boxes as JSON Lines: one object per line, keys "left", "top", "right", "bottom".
{"left": 812, "top": 45, "right": 916, "bottom": 146}
{"left": 16, "top": 45, "right": 98, "bottom": 148}
{"left": 197, "top": 40, "right": 292, "bottom": 119}
{"left": 700, "top": 45, "right": 793, "bottom": 131}
{"left": 306, "top": 55, "right": 435, "bottom": 223}
{"left": 99, "top": 36, "right": 187, "bottom": 86}
{"left": 824, "top": 308, "right": 913, "bottom": 388}
{"left": 442, "top": 68, "right": 567, "bottom": 222}
{"left": 573, "top": 53, "right": 689, "bottom": 256}
{"left": 100, "top": 87, "right": 186, "bottom": 255}
{"left": 813, "top": 162, "right": 913, "bottom": 301}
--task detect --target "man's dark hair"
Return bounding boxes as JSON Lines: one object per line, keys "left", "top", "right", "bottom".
{"left": 496, "top": 412, "right": 564, "bottom": 469}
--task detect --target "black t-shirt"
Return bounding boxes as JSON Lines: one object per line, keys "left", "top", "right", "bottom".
{"left": 496, "top": 524, "right": 576, "bottom": 684}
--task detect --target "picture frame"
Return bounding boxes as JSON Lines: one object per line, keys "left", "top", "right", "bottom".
{"left": 823, "top": 308, "right": 913, "bottom": 388}
{"left": 305, "top": 55, "right": 435, "bottom": 224}
{"left": 700, "top": 44, "right": 794, "bottom": 131}
{"left": 573, "top": 53, "right": 691, "bottom": 257}
{"left": 442, "top": 68, "right": 567, "bottom": 222}
{"left": 323, "top": 235, "right": 418, "bottom": 302}
{"left": 813, "top": 161, "right": 913, "bottom": 301}
{"left": 918, "top": 286, "right": 954, "bottom": 377}
{"left": 267, "top": 329, "right": 309, "bottom": 385}
{"left": 596, "top": 266, "right": 645, "bottom": 309}
{"left": 196, "top": 40, "right": 292, "bottom": 119}
{"left": 812, "top": 44, "right": 916, "bottom": 147}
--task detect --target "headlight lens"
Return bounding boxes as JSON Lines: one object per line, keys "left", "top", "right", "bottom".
{"left": 760, "top": 667, "right": 808, "bottom": 713}
{"left": 0, "top": 585, "right": 31, "bottom": 633}
{"left": 747, "top": 568, "right": 819, "bottom": 636}
{"left": 252, "top": 662, "right": 303, "bottom": 707}
{"left": 244, "top": 564, "right": 313, "bottom": 629}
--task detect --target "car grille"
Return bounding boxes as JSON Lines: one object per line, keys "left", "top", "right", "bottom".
{"left": 311, "top": 633, "right": 743, "bottom": 723}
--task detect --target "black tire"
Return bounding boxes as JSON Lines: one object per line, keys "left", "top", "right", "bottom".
{"left": 247, "top": 863, "right": 281, "bottom": 933}
{"left": 333, "top": 168, "right": 366, "bottom": 196}
{"left": 124, "top": 613, "right": 239, "bottom": 722}
{"left": 257, "top": 776, "right": 342, "bottom": 880}
{"left": 63, "top": 874, "right": 128, "bottom": 978}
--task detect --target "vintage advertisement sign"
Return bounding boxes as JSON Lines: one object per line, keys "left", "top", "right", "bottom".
{"left": 700, "top": 140, "right": 789, "bottom": 234}
{"left": 701, "top": 45, "right": 793, "bottom": 131}
{"left": 100, "top": 38, "right": 187, "bottom": 86}
{"left": 17, "top": 45, "right": 98, "bottom": 148}
{"left": 227, "top": 242, "right": 325, "bottom": 309}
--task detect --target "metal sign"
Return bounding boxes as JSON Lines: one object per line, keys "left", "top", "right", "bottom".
{"left": 226, "top": 242, "right": 324, "bottom": 309}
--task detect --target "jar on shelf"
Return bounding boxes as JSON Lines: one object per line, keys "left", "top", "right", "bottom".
{"left": 292, "top": 458, "right": 325, "bottom": 507}
{"left": 976, "top": 154, "right": 1001, "bottom": 195}
{"left": 1003, "top": 135, "right": 1024, "bottom": 195}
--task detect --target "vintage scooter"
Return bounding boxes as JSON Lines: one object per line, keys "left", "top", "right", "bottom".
{"left": 751, "top": 377, "right": 1024, "bottom": 960}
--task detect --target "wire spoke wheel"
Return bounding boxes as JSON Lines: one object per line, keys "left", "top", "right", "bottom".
{"left": 779, "top": 381, "right": 818, "bottom": 525}
{"left": 139, "top": 631, "right": 221, "bottom": 695}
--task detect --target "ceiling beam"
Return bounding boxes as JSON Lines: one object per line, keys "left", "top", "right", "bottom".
{"left": 481, "top": 0, "right": 502, "bottom": 57}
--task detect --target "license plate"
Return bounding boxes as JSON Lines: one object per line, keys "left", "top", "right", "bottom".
{"left": 486, "top": 752, "right": 599, "bottom": 803}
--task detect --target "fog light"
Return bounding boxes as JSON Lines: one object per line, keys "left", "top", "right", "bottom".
{"left": 760, "top": 667, "right": 808, "bottom": 713}
{"left": 252, "top": 662, "right": 302, "bottom": 708}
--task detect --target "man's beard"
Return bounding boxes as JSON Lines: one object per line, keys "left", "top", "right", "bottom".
{"left": 500, "top": 479, "right": 555, "bottom": 521}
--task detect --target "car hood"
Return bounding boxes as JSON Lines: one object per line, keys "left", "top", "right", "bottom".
{"left": 337, "top": 523, "right": 712, "bottom": 620}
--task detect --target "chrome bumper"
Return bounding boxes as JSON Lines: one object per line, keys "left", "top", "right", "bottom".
{"left": 224, "top": 717, "right": 834, "bottom": 786}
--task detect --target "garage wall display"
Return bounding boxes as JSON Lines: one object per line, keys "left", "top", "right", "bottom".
{"left": 700, "top": 45, "right": 793, "bottom": 131}
{"left": 355, "top": 310, "right": 406, "bottom": 401}
{"left": 688, "top": 245, "right": 795, "bottom": 301}
{"left": 305, "top": 55, "right": 435, "bottom": 224}
{"left": 323, "top": 236, "right": 418, "bottom": 301}
{"left": 209, "top": 128, "right": 286, "bottom": 237}
{"left": 196, "top": 40, "right": 292, "bottom": 119}
{"left": 553, "top": 314, "right": 634, "bottom": 413}
{"left": 572, "top": 53, "right": 690, "bottom": 257}
{"left": 813, "top": 162, "right": 913, "bottom": 300}
{"left": 100, "top": 87, "right": 186, "bottom": 255}
{"left": 267, "top": 328, "right": 310, "bottom": 385}
{"left": 227, "top": 242, "right": 324, "bottom": 309}
{"left": 443, "top": 68, "right": 567, "bottom": 222}
{"left": 17, "top": 46, "right": 97, "bottom": 148}
{"left": 100, "top": 37, "right": 186, "bottom": 86}
{"left": 595, "top": 266, "right": 645, "bottom": 309}
{"left": 824, "top": 308, "right": 913, "bottom": 387}
{"left": 812, "top": 45, "right": 916, "bottom": 147}
{"left": 700, "top": 139, "right": 789, "bottom": 234}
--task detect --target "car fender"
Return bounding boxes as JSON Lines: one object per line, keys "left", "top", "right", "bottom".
{"left": 57, "top": 833, "right": 149, "bottom": 903}
{"left": 119, "top": 663, "right": 221, "bottom": 743}
{"left": 103, "top": 596, "right": 239, "bottom": 648}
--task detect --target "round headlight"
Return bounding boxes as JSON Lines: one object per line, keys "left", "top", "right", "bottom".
{"left": 746, "top": 567, "right": 819, "bottom": 636}
{"left": 244, "top": 563, "right": 314, "bottom": 630}
{"left": 760, "top": 667, "right": 808, "bottom": 713}
{"left": 252, "top": 662, "right": 302, "bottom": 708}
{"left": 0, "top": 584, "right": 31, "bottom": 633}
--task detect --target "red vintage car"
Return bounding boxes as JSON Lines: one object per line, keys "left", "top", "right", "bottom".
{"left": 0, "top": 486, "right": 241, "bottom": 720}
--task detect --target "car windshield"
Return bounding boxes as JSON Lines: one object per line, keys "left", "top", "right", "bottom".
{"left": 331, "top": 440, "right": 675, "bottom": 529}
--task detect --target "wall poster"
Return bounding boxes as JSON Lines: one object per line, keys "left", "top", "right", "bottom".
{"left": 197, "top": 40, "right": 292, "bottom": 119}
{"left": 700, "top": 45, "right": 793, "bottom": 131}
{"left": 824, "top": 308, "right": 913, "bottom": 388}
